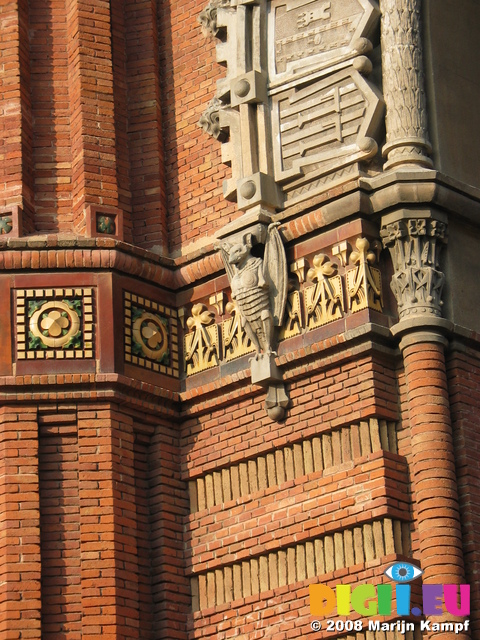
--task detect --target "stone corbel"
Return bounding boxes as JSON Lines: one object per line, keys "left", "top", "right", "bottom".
{"left": 380, "top": 209, "right": 452, "bottom": 347}
{"left": 216, "top": 212, "right": 289, "bottom": 420}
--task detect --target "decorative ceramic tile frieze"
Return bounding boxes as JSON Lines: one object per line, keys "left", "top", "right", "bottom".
{"left": 304, "top": 253, "right": 344, "bottom": 328}
{"left": 124, "top": 292, "right": 179, "bottom": 377}
{"left": 16, "top": 288, "right": 94, "bottom": 360}
{"left": 184, "top": 304, "right": 220, "bottom": 376}
{"left": 346, "top": 237, "right": 383, "bottom": 312}
{"left": 222, "top": 300, "right": 256, "bottom": 362}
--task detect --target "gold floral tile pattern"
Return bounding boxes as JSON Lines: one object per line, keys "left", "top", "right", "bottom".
{"left": 16, "top": 288, "right": 94, "bottom": 360}
{"left": 124, "top": 292, "right": 179, "bottom": 377}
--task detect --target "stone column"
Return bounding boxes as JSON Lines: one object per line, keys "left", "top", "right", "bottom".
{"left": 382, "top": 211, "right": 470, "bottom": 640}
{"left": 380, "top": 0, "right": 433, "bottom": 169}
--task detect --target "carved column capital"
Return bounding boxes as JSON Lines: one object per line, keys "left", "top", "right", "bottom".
{"left": 380, "top": 0, "right": 433, "bottom": 169}
{"left": 381, "top": 210, "right": 449, "bottom": 336}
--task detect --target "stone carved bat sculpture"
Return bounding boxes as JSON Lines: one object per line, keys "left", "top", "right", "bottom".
{"left": 219, "top": 223, "right": 287, "bottom": 358}
{"left": 218, "top": 222, "right": 289, "bottom": 421}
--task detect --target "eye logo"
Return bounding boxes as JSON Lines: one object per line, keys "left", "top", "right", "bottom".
{"left": 384, "top": 562, "right": 423, "bottom": 583}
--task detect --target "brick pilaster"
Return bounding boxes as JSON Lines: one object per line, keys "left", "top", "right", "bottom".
{"left": 0, "top": 0, "right": 34, "bottom": 230}
{"left": 125, "top": 0, "right": 168, "bottom": 252}
{"left": 0, "top": 406, "right": 41, "bottom": 638}
{"left": 66, "top": 0, "right": 120, "bottom": 233}
{"left": 150, "top": 422, "right": 190, "bottom": 640}
{"left": 78, "top": 405, "right": 142, "bottom": 639}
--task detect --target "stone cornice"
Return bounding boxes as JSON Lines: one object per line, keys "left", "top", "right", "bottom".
{"left": 0, "top": 172, "right": 478, "bottom": 291}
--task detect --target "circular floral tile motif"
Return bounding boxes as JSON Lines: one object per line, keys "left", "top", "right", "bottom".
{"left": 132, "top": 311, "right": 168, "bottom": 362}
{"left": 29, "top": 300, "right": 81, "bottom": 348}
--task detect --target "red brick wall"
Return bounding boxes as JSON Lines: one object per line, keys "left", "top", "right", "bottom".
{"left": 158, "top": 0, "right": 238, "bottom": 254}
{"left": 181, "top": 350, "right": 416, "bottom": 637}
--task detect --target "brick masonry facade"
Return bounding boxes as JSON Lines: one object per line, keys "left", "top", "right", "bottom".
{"left": 0, "top": 1, "right": 479, "bottom": 639}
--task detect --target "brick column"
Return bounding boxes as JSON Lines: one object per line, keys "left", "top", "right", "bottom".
{"left": 0, "top": 406, "right": 41, "bottom": 638}
{"left": 78, "top": 404, "right": 141, "bottom": 639}
{"left": 402, "top": 337, "right": 469, "bottom": 639}
{"left": 382, "top": 211, "right": 470, "bottom": 639}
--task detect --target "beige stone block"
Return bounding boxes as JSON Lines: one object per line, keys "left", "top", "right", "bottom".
{"left": 191, "top": 576, "right": 200, "bottom": 611}
{"left": 231, "top": 465, "right": 241, "bottom": 500}
{"left": 224, "top": 566, "right": 233, "bottom": 603}
{"left": 393, "top": 520, "right": 403, "bottom": 554}
{"left": 267, "top": 452, "right": 277, "bottom": 487}
{"left": 239, "top": 463, "right": 250, "bottom": 496}
{"left": 248, "top": 459, "right": 259, "bottom": 493}
{"left": 296, "top": 544, "right": 306, "bottom": 582}
{"left": 205, "top": 474, "right": 215, "bottom": 508}
{"left": 188, "top": 481, "right": 198, "bottom": 513}
{"left": 402, "top": 522, "right": 412, "bottom": 556}
{"left": 344, "top": 529, "right": 355, "bottom": 567}
{"left": 242, "top": 561, "right": 252, "bottom": 598}
{"left": 269, "top": 553, "right": 278, "bottom": 589}
{"left": 379, "top": 419, "right": 390, "bottom": 451}
{"left": 388, "top": 422, "right": 398, "bottom": 454}
{"left": 257, "top": 456, "right": 268, "bottom": 490}
{"left": 259, "top": 555, "right": 269, "bottom": 593}
{"left": 324, "top": 536, "right": 334, "bottom": 573}
{"left": 293, "top": 443, "right": 304, "bottom": 478}
{"left": 370, "top": 418, "right": 382, "bottom": 451}
{"left": 199, "top": 574, "right": 208, "bottom": 611}
{"left": 278, "top": 550, "right": 287, "bottom": 587}
{"left": 207, "top": 572, "right": 216, "bottom": 608}
{"left": 373, "top": 520, "right": 385, "bottom": 557}
{"left": 305, "top": 541, "right": 315, "bottom": 579}
{"left": 359, "top": 421, "right": 372, "bottom": 455}
{"left": 284, "top": 447, "right": 295, "bottom": 481}
{"left": 197, "top": 477, "right": 206, "bottom": 511}
{"left": 275, "top": 449, "right": 286, "bottom": 484}
{"left": 250, "top": 558, "right": 260, "bottom": 595}
{"left": 350, "top": 423, "right": 362, "bottom": 459}
{"left": 322, "top": 434, "right": 333, "bottom": 468}
{"left": 287, "top": 547, "right": 296, "bottom": 584}
{"left": 222, "top": 468, "right": 232, "bottom": 503}
{"left": 233, "top": 564, "right": 243, "bottom": 601}
{"left": 383, "top": 518, "right": 395, "bottom": 555}
{"left": 353, "top": 527, "right": 365, "bottom": 564}
{"left": 341, "top": 427, "right": 352, "bottom": 462}
{"left": 214, "top": 471, "right": 223, "bottom": 505}
{"left": 363, "top": 524, "right": 375, "bottom": 561}
{"left": 216, "top": 569, "right": 225, "bottom": 606}
{"left": 312, "top": 437, "right": 323, "bottom": 472}
{"left": 314, "top": 538, "right": 325, "bottom": 575}
{"left": 332, "top": 430, "right": 342, "bottom": 466}
{"left": 333, "top": 532, "right": 344, "bottom": 569}
{"left": 303, "top": 440, "right": 314, "bottom": 474}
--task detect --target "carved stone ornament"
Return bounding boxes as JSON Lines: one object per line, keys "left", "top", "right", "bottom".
{"left": 381, "top": 214, "right": 447, "bottom": 319}
{"left": 268, "top": 0, "right": 380, "bottom": 86}
{"left": 198, "top": 0, "right": 231, "bottom": 38}
{"left": 218, "top": 222, "right": 287, "bottom": 357}
{"left": 198, "top": 0, "right": 383, "bottom": 209}
{"left": 198, "top": 97, "right": 229, "bottom": 142}
{"left": 217, "top": 218, "right": 289, "bottom": 420}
